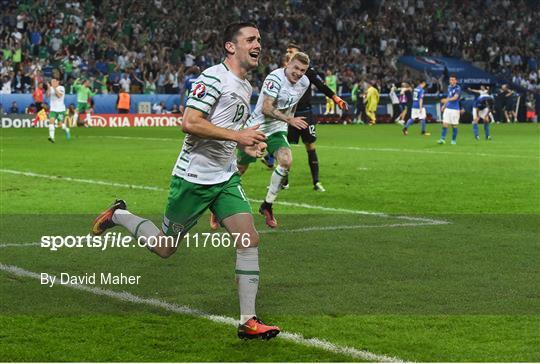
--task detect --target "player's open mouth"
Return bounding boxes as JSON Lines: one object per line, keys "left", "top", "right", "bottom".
{"left": 249, "top": 50, "right": 260, "bottom": 61}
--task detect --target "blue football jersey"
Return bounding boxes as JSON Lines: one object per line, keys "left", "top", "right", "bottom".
{"left": 412, "top": 86, "right": 424, "bottom": 109}
{"left": 446, "top": 85, "right": 461, "bottom": 110}
{"left": 183, "top": 75, "right": 198, "bottom": 94}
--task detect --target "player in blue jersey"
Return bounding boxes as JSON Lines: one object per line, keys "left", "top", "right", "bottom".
{"left": 179, "top": 66, "right": 201, "bottom": 112}
{"left": 402, "top": 80, "right": 430, "bottom": 136}
{"left": 438, "top": 75, "right": 461, "bottom": 145}
{"left": 469, "top": 85, "right": 493, "bottom": 140}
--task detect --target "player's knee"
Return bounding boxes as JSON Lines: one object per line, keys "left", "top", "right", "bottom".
{"left": 305, "top": 143, "right": 315, "bottom": 151}
{"left": 277, "top": 150, "right": 292, "bottom": 169}
{"left": 243, "top": 230, "right": 259, "bottom": 247}
{"left": 279, "top": 159, "right": 292, "bottom": 169}
{"left": 148, "top": 235, "right": 178, "bottom": 259}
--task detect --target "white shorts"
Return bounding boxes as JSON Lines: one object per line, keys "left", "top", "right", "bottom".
{"left": 473, "top": 107, "right": 489, "bottom": 120}
{"left": 443, "top": 108, "right": 460, "bottom": 125}
{"left": 411, "top": 108, "right": 426, "bottom": 120}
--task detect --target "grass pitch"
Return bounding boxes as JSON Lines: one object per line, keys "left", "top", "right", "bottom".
{"left": 1, "top": 122, "right": 539, "bottom": 361}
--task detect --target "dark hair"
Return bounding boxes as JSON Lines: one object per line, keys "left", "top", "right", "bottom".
{"left": 419, "top": 79, "right": 426, "bottom": 84}
{"left": 449, "top": 74, "right": 457, "bottom": 79}
{"left": 287, "top": 42, "right": 302, "bottom": 51}
{"left": 222, "top": 22, "right": 258, "bottom": 54}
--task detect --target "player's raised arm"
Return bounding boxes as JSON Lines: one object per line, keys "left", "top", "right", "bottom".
{"left": 306, "top": 68, "right": 348, "bottom": 111}
{"left": 54, "top": 86, "right": 64, "bottom": 99}
{"left": 46, "top": 79, "right": 63, "bottom": 98}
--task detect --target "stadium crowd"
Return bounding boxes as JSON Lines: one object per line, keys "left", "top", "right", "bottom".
{"left": 0, "top": 0, "right": 538, "bottom": 97}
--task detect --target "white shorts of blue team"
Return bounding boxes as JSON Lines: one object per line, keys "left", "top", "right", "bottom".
{"left": 411, "top": 107, "right": 426, "bottom": 120}
{"left": 443, "top": 108, "right": 460, "bottom": 125}
{"left": 473, "top": 107, "right": 489, "bottom": 120}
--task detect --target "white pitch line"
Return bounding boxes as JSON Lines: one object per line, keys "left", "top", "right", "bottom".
{"left": 87, "top": 135, "right": 536, "bottom": 160}
{"left": 0, "top": 263, "right": 404, "bottom": 363}
{"left": 0, "top": 168, "right": 449, "bottom": 225}
{"left": 306, "top": 144, "right": 538, "bottom": 160}
{"left": 0, "top": 242, "right": 41, "bottom": 248}
{"left": 0, "top": 169, "right": 163, "bottom": 191}
{"left": 249, "top": 198, "right": 448, "bottom": 225}
{"left": 259, "top": 222, "right": 440, "bottom": 234}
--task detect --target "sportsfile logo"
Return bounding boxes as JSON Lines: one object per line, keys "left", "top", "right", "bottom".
{"left": 39, "top": 232, "right": 179, "bottom": 251}
{"left": 39, "top": 232, "right": 252, "bottom": 251}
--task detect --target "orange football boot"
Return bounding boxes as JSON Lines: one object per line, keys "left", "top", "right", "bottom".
{"left": 91, "top": 199, "right": 126, "bottom": 235}
{"left": 238, "top": 316, "right": 280, "bottom": 340}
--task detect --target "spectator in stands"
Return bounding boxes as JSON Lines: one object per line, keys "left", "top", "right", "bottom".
{"left": 171, "top": 104, "right": 182, "bottom": 114}
{"left": 1, "top": 75, "right": 12, "bottom": 94}
{"left": 119, "top": 73, "right": 131, "bottom": 93}
{"left": 10, "top": 101, "right": 19, "bottom": 113}
{"left": 110, "top": 74, "right": 121, "bottom": 94}
{"left": 0, "top": 0, "right": 537, "bottom": 99}
{"left": 95, "top": 72, "right": 109, "bottom": 94}
{"left": 152, "top": 101, "right": 166, "bottom": 114}
{"left": 25, "top": 103, "right": 37, "bottom": 114}
{"left": 143, "top": 74, "right": 157, "bottom": 94}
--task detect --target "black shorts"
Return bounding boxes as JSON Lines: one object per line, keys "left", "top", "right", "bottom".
{"left": 288, "top": 109, "right": 317, "bottom": 144}
{"left": 405, "top": 105, "right": 412, "bottom": 120}
{"left": 504, "top": 98, "right": 515, "bottom": 111}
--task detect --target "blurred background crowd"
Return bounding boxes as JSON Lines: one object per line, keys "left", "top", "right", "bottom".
{"left": 0, "top": 0, "right": 538, "bottom": 99}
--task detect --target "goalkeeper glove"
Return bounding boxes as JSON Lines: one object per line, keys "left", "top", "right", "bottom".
{"left": 332, "top": 95, "right": 349, "bottom": 111}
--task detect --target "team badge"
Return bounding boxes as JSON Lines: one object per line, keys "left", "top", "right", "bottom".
{"left": 265, "top": 81, "right": 274, "bottom": 90}
{"left": 172, "top": 223, "right": 184, "bottom": 234}
{"left": 192, "top": 83, "right": 206, "bottom": 98}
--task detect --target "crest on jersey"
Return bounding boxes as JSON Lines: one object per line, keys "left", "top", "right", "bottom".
{"left": 192, "top": 83, "right": 206, "bottom": 98}
{"left": 265, "top": 80, "right": 275, "bottom": 90}
{"left": 172, "top": 222, "right": 184, "bottom": 234}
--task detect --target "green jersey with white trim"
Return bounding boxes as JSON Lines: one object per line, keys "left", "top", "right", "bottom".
{"left": 173, "top": 63, "right": 252, "bottom": 185}
{"left": 247, "top": 68, "right": 309, "bottom": 136}
{"left": 73, "top": 83, "right": 95, "bottom": 103}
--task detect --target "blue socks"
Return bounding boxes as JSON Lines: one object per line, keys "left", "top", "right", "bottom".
{"left": 405, "top": 118, "right": 414, "bottom": 128}
{"left": 474, "top": 123, "right": 491, "bottom": 139}
{"left": 441, "top": 127, "right": 448, "bottom": 140}
{"left": 452, "top": 128, "right": 458, "bottom": 142}
{"left": 405, "top": 118, "right": 426, "bottom": 133}
{"left": 473, "top": 123, "right": 479, "bottom": 138}
{"left": 265, "top": 154, "right": 275, "bottom": 166}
